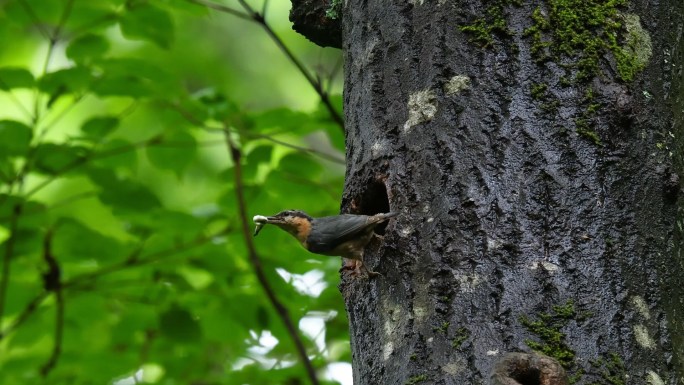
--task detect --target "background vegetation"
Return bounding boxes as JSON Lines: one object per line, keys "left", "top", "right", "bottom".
{"left": 0, "top": 0, "right": 348, "bottom": 384}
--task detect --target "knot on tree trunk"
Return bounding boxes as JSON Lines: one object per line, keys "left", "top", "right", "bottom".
{"left": 491, "top": 353, "right": 568, "bottom": 385}
{"left": 289, "top": 0, "right": 342, "bottom": 48}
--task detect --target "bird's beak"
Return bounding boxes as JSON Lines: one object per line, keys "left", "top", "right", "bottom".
{"left": 253, "top": 214, "right": 285, "bottom": 236}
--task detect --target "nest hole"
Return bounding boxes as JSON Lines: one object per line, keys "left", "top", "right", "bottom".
{"left": 512, "top": 368, "right": 541, "bottom": 385}
{"left": 358, "top": 180, "right": 391, "bottom": 235}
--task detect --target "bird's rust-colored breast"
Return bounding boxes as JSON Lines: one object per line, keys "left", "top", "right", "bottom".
{"left": 291, "top": 216, "right": 312, "bottom": 246}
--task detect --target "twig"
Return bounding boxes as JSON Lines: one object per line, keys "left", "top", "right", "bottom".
{"left": 0, "top": 78, "right": 33, "bottom": 119}
{"left": 168, "top": 102, "right": 344, "bottom": 164}
{"left": 61, "top": 226, "right": 231, "bottom": 290}
{"left": 0, "top": 191, "right": 97, "bottom": 222}
{"left": 21, "top": 136, "right": 225, "bottom": 200}
{"left": 223, "top": 130, "right": 320, "bottom": 385}
{"left": 187, "top": 0, "right": 344, "bottom": 132}
{"left": 40, "top": 229, "right": 64, "bottom": 377}
{"left": 238, "top": 1, "right": 344, "bottom": 131}
{"left": 185, "top": 0, "right": 252, "bottom": 21}
{"left": 0, "top": 291, "right": 49, "bottom": 340}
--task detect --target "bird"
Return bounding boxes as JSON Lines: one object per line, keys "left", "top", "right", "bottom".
{"left": 253, "top": 210, "right": 398, "bottom": 277}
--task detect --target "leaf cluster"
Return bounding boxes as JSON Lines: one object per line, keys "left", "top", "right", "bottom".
{"left": 0, "top": 1, "right": 347, "bottom": 384}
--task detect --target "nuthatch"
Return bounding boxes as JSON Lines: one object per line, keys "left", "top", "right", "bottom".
{"left": 253, "top": 210, "right": 398, "bottom": 277}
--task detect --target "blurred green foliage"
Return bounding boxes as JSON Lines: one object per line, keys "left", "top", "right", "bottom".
{"left": 0, "top": 0, "right": 348, "bottom": 384}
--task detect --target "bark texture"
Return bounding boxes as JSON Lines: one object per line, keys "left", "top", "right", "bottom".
{"left": 289, "top": 0, "right": 342, "bottom": 48}
{"left": 339, "top": 1, "right": 684, "bottom": 385}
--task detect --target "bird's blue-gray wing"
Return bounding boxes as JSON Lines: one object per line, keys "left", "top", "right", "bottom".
{"left": 306, "top": 215, "right": 373, "bottom": 253}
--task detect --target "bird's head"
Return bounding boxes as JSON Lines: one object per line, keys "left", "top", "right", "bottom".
{"left": 253, "top": 210, "right": 313, "bottom": 242}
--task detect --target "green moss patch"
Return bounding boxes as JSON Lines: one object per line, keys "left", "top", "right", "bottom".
{"left": 519, "top": 301, "right": 577, "bottom": 368}
{"left": 523, "top": 0, "right": 650, "bottom": 82}
{"left": 588, "top": 353, "right": 627, "bottom": 385}
{"left": 459, "top": 0, "right": 521, "bottom": 47}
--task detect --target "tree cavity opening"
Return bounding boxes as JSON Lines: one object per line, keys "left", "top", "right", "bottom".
{"left": 357, "top": 179, "right": 392, "bottom": 235}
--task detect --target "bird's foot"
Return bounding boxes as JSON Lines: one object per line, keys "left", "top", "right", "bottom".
{"left": 342, "top": 259, "right": 382, "bottom": 278}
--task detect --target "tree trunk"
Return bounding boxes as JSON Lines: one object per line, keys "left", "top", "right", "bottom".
{"left": 337, "top": 1, "right": 684, "bottom": 384}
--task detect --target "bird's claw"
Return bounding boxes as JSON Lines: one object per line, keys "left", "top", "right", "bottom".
{"left": 342, "top": 259, "right": 382, "bottom": 278}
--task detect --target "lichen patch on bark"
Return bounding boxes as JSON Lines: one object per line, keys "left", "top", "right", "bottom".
{"left": 444, "top": 75, "right": 471, "bottom": 95}
{"left": 633, "top": 324, "right": 656, "bottom": 349}
{"left": 404, "top": 89, "right": 438, "bottom": 131}
{"left": 618, "top": 13, "right": 653, "bottom": 79}
{"left": 646, "top": 370, "right": 665, "bottom": 385}
{"left": 630, "top": 295, "right": 651, "bottom": 320}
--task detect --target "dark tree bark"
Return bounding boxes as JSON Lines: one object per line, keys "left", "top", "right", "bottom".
{"left": 325, "top": 1, "right": 684, "bottom": 385}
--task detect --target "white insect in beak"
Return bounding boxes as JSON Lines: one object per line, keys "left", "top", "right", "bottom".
{"left": 253, "top": 215, "right": 269, "bottom": 236}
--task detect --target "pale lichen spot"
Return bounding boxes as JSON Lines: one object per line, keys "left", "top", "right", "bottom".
{"left": 646, "top": 370, "right": 665, "bottom": 385}
{"left": 486, "top": 349, "right": 500, "bottom": 356}
{"left": 442, "top": 359, "right": 465, "bottom": 375}
{"left": 382, "top": 340, "right": 394, "bottom": 360}
{"left": 413, "top": 306, "right": 428, "bottom": 322}
{"left": 444, "top": 75, "right": 471, "bottom": 95}
{"left": 621, "top": 13, "right": 653, "bottom": 68}
{"left": 630, "top": 295, "right": 651, "bottom": 320}
{"left": 633, "top": 324, "right": 655, "bottom": 349}
{"left": 487, "top": 237, "right": 502, "bottom": 250}
{"left": 404, "top": 89, "right": 437, "bottom": 132}
{"left": 371, "top": 138, "right": 389, "bottom": 156}
{"left": 530, "top": 261, "right": 560, "bottom": 271}
{"left": 409, "top": 0, "right": 425, "bottom": 5}
{"left": 454, "top": 273, "right": 483, "bottom": 293}
{"left": 399, "top": 226, "right": 413, "bottom": 237}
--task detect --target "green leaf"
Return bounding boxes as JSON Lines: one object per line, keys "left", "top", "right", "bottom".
{"left": 119, "top": 2, "right": 174, "bottom": 49}
{"left": 52, "top": 218, "right": 125, "bottom": 262}
{"left": 159, "top": 305, "right": 202, "bottom": 343}
{"left": 87, "top": 168, "right": 162, "bottom": 212}
{"left": 0, "top": 67, "right": 35, "bottom": 90}
{"left": 81, "top": 116, "right": 119, "bottom": 139}
{"left": 0, "top": 120, "right": 32, "bottom": 156}
{"left": 38, "top": 67, "right": 92, "bottom": 105}
{"left": 91, "top": 138, "right": 138, "bottom": 172}
{"left": 32, "top": 143, "right": 90, "bottom": 175}
{"left": 145, "top": 130, "right": 196, "bottom": 176}
{"left": 92, "top": 58, "right": 176, "bottom": 97}
{"left": 242, "top": 145, "right": 273, "bottom": 183}
{"left": 66, "top": 34, "right": 110, "bottom": 63}
{"left": 278, "top": 153, "right": 323, "bottom": 179}
{"left": 251, "top": 108, "right": 308, "bottom": 133}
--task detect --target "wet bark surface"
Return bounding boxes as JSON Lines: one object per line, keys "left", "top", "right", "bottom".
{"left": 335, "top": 1, "right": 684, "bottom": 384}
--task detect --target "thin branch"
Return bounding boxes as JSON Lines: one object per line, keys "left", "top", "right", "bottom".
{"left": 168, "top": 103, "right": 344, "bottom": 164}
{"left": 0, "top": 203, "right": 21, "bottom": 325}
{"left": 17, "top": 0, "right": 51, "bottom": 39}
{"left": 242, "top": 131, "right": 345, "bottom": 164}
{"left": 0, "top": 80, "right": 34, "bottom": 119}
{"left": 21, "top": 136, "right": 224, "bottom": 200}
{"left": 0, "top": 191, "right": 97, "bottom": 222}
{"left": 40, "top": 229, "right": 64, "bottom": 377}
{"left": 0, "top": 291, "right": 49, "bottom": 340}
{"left": 61, "top": 226, "right": 231, "bottom": 290}
{"left": 35, "top": 0, "right": 76, "bottom": 136}
{"left": 39, "top": 94, "right": 86, "bottom": 137}
{"left": 241, "top": 3, "right": 344, "bottom": 131}
{"left": 223, "top": 130, "right": 320, "bottom": 385}
{"left": 189, "top": 0, "right": 344, "bottom": 132}
{"left": 185, "top": 0, "right": 252, "bottom": 21}
{"left": 0, "top": 227, "right": 229, "bottom": 341}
